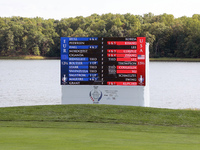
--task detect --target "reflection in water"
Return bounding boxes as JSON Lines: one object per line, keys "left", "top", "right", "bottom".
{"left": 0, "top": 60, "right": 61, "bottom": 107}
{"left": 0, "top": 60, "right": 199, "bottom": 109}
{"left": 150, "top": 62, "right": 200, "bottom": 109}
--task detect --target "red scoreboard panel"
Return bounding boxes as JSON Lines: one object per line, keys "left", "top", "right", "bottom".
{"left": 61, "top": 37, "right": 146, "bottom": 86}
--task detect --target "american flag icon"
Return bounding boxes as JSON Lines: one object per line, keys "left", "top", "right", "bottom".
{"left": 138, "top": 55, "right": 145, "bottom": 60}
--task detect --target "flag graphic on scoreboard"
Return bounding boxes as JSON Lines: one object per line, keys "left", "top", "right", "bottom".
{"left": 138, "top": 55, "right": 145, "bottom": 60}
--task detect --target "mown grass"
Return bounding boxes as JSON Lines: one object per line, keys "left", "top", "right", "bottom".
{"left": 0, "top": 105, "right": 200, "bottom": 150}
{"left": 0, "top": 104, "right": 199, "bottom": 127}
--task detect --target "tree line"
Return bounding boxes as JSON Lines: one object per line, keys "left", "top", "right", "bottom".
{"left": 0, "top": 13, "right": 200, "bottom": 58}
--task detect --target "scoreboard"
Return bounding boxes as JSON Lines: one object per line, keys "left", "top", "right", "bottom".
{"left": 61, "top": 37, "right": 146, "bottom": 86}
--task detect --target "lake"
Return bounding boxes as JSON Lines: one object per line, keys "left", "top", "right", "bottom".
{"left": 0, "top": 60, "right": 199, "bottom": 109}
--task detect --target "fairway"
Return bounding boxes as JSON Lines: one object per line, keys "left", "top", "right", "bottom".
{"left": 0, "top": 122, "right": 200, "bottom": 150}
{"left": 0, "top": 105, "right": 200, "bottom": 149}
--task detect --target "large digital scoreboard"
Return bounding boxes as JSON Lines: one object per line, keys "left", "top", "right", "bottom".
{"left": 61, "top": 37, "right": 146, "bottom": 86}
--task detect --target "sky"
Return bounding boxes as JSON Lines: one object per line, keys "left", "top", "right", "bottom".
{"left": 0, "top": 0, "right": 200, "bottom": 20}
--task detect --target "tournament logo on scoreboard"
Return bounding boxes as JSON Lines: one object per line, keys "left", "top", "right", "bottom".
{"left": 138, "top": 75, "right": 145, "bottom": 85}
{"left": 62, "top": 74, "right": 67, "bottom": 83}
{"left": 89, "top": 86, "right": 103, "bottom": 104}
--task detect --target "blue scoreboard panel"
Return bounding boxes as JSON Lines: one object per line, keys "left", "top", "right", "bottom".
{"left": 61, "top": 37, "right": 146, "bottom": 86}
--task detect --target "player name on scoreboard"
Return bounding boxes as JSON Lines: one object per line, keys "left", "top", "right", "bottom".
{"left": 61, "top": 37, "right": 146, "bottom": 86}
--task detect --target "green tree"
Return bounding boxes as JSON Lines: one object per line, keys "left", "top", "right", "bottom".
{"left": 32, "top": 45, "right": 40, "bottom": 56}
{"left": 9, "top": 23, "right": 24, "bottom": 54}
{"left": 0, "top": 27, "right": 15, "bottom": 56}
{"left": 71, "top": 28, "right": 88, "bottom": 37}
{"left": 108, "top": 25, "right": 124, "bottom": 37}
{"left": 148, "top": 22, "right": 171, "bottom": 57}
{"left": 183, "top": 17, "right": 200, "bottom": 57}
{"left": 143, "top": 13, "right": 154, "bottom": 23}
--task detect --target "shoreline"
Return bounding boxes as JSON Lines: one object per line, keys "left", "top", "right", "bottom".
{"left": 150, "top": 57, "right": 200, "bottom": 62}
{"left": 0, "top": 56, "right": 60, "bottom": 60}
{"left": 0, "top": 56, "right": 200, "bottom": 62}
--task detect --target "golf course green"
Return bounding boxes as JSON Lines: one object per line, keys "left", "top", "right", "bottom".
{"left": 0, "top": 104, "right": 199, "bottom": 150}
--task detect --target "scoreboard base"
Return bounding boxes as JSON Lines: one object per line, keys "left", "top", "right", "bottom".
{"left": 62, "top": 85, "right": 149, "bottom": 107}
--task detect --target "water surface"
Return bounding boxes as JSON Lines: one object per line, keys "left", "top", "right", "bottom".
{"left": 0, "top": 60, "right": 199, "bottom": 109}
